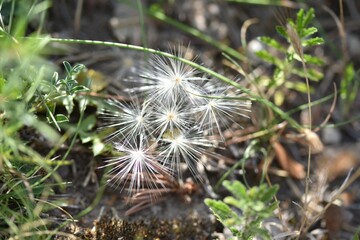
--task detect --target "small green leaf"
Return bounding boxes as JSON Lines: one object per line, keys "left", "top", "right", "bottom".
{"left": 296, "top": 8, "right": 304, "bottom": 33}
{"left": 51, "top": 72, "right": 59, "bottom": 86}
{"left": 92, "top": 137, "right": 105, "bottom": 156}
{"left": 224, "top": 196, "right": 243, "bottom": 209}
{"left": 71, "top": 85, "right": 88, "bottom": 94}
{"left": 258, "top": 36, "right": 285, "bottom": 52}
{"left": 291, "top": 67, "right": 323, "bottom": 81}
{"left": 301, "top": 27, "right": 317, "bottom": 38}
{"left": 302, "top": 54, "right": 325, "bottom": 65}
{"left": 72, "top": 63, "right": 86, "bottom": 74}
{"left": 302, "top": 37, "right": 324, "bottom": 47}
{"left": 223, "top": 180, "right": 247, "bottom": 199}
{"left": 275, "top": 25, "right": 287, "bottom": 39}
{"left": 303, "top": 8, "right": 315, "bottom": 27}
{"left": 255, "top": 50, "right": 283, "bottom": 67}
{"left": 62, "top": 95, "right": 75, "bottom": 115}
{"left": 80, "top": 114, "right": 96, "bottom": 131}
{"left": 63, "top": 61, "right": 72, "bottom": 76}
{"left": 78, "top": 97, "right": 88, "bottom": 113}
{"left": 205, "top": 199, "right": 233, "bottom": 221}
{"left": 260, "top": 185, "right": 279, "bottom": 202}
{"left": 55, "top": 114, "right": 69, "bottom": 123}
{"left": 285, "top": 81, "right": 311, "bottom": 93}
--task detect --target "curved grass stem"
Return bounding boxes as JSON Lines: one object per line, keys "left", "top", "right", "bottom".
{"left": 42, "top": 37, "right": 302, "bottom": 130}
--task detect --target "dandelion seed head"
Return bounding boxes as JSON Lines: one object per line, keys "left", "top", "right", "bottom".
{"left": 104, "top": 136, "right": 168, "bottom": 194}
{"left": 100, "top": 46, "right": 252, "bottom": 197}
{"left": 174, "top": 76, "right": 182, "bottom": 84}
{"left": 193, "top": 85, "right": 251, "bottom": 139}
{"left": 129, "top": 149, "right": 146, "bottom": 163}
{"left": 100, "top": 99, "right": 152, "bottom": 141}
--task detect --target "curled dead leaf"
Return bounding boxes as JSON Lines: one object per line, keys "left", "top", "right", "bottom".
{"left": 303, "top": 128, "right": 324, "bottom": 153}
{"left": 272, "top": 140, "right": 306, "bottom": 179}
{"left": 318, "top": 150, "right": 359, "bottom": 182}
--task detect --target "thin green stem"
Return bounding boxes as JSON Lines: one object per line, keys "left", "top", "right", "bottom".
{"left": 44, "top": 37, "right": 301, "bottom": 129}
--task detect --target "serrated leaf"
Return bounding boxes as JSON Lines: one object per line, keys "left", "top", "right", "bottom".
{"left": 291, "top": 67, "right": 323, "bottom": 81}
{"left": 285, "top": 81, "right": 312, "bottom": 93}
{"left": 224, "top": 196, "right": 243, "bottom": 209}
{"left": 302, "top": 54, "right": 325, "bottom": 65}
{"left": 302, "top": 37, "right": 324, "bottom": 47}
{"left": 303, "top": 8, "right": 315, "bottom": 27}
{"left": 252, "top": 201, "right": 266, "bottom": 211}
{"left": 258, "top": 36, "right": 285, "bottom": 52}
{"left": 340, "top": 64, "right": 359, "bottom": 115}
{"left": 301, "top": 27, "right": 318, "bottom": 38}
{"left": 260, "top": 185, "right": 279, "bottom": 202}
{"left": 255, "top": 50, "right": 283, "bottom": 67}
{"left": 205, "top": 199, "right": 233, "bottom": 220}
{"left": 223, "top": 180, "right": 247, "bottom": 199}
{"left": 296, "top": 8, "right": 304, "bottom": 33}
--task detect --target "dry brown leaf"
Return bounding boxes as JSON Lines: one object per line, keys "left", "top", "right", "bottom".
{"left": 318, "top": 150, "right": 359, "bottom": 182}
{"left": 303, "top": 128, "right": 324, "bottom": 153}
{"left": 339, "top": 191, "right": 357, "bottom": 207}
{"left": 324, "top": 204, "right": 353, "bottom": 236}
{"left": 272, "top": 140, "right": 306, "bottom": 179}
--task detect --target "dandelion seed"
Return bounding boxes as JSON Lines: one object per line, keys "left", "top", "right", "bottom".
{"left": 102, "top": 135, "right": 167, "bottom": 194}
{"left": 159, "top": 128, "right": 214, "bottom": 181}
{"left": 129, "top": 52, "right": 208, "bottom": 101}
{"left": 193, "top": 85, "right": 251, "bottom": 139}
{"left": 100, "top": 99, "right": 152, "bottom": 141}
{"left": 151, "top": 98, "right": 191, "bottom": 138}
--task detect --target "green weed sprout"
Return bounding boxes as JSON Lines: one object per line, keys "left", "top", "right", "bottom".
{"left": 205, "top": 181, "right": 279, "bottom": 240}
{"left": 256, "top": 8, "right": 324, "bottom": 106}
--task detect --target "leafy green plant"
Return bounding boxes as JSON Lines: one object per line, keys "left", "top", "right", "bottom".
{"left": 205, "top": 180, "right": 279, "bottom": 240}
{"left": 256, "top": 8, "right": 324, "bottom": 105}
{"left": 339, "top": 63, "right": 359, "bottom": 116}
{"left": 0, "top": 1, "right": 88, "bottom": 239}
